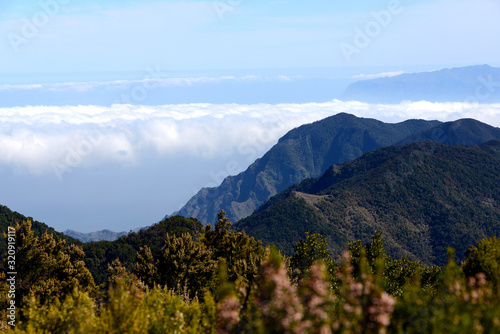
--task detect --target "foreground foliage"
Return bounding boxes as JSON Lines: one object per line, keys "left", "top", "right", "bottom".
{"left": 2, "top": 217, "right": 500, "bottom": 333}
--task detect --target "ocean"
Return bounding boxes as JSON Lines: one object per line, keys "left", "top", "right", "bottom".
{"left": 0, "top": 65, "right": 443, "bottom": 107}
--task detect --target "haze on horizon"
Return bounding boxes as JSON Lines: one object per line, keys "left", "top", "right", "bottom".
{"left": 1, "top": 0, "right": 499, "bottom": 74}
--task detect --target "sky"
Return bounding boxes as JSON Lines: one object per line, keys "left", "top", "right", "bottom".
{"left": 0, "top": 0, "right": 499, "bottom": 233}
{"left": 1, "top": 0, "right": 499, "bottom": 74}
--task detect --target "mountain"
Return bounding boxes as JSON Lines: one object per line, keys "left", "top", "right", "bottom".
{"left": 172, "top": 113, "right": 441, "bottom": 225}
{"left": 64, "top": 229, "right": 129, "bottom": 242}
{"left": 341, "top": 65, "right": 500, "bottom": 104}
{"left": 396, "top": 118, "right": 500, "bottom": 146}
{"left": 235, "top": 139, "right": 500, "bottom": 266}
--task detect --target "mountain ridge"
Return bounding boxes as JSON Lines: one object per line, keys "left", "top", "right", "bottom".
{"left": 235, "top": 139, "right": 500, "bottom": 266}
{"left": 341, "top": 64, "right": 500, "bottom": 103}
{"left": 64, "top": 229, "right": 129, "bottom": 243}
{"left": 171, "top": 113, "right": 441, "bottom": 225}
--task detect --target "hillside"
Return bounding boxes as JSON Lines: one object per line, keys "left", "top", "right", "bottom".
{"left": 172, "top": 113, "right": 440, "bottom": 225}
{"left": 341, "top": 65, "right": 500, "bottom": 103}
{"left": 0, "top": 205, "right": 81, "bottom": 261}
{"left": 235, "top": 140, "right": 500, "bottom": 266}
{"left": 81, "top": 215, "right": 203, "bottom": 284}
{"left": 0, "top": 203, "right": 205, "bottom": 285}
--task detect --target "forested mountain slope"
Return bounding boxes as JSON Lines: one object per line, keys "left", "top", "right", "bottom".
{"left": 236, "top": 140, "right": 500, "bottom": 266}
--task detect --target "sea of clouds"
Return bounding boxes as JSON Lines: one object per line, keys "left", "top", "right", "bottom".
{"left": 2, "top": 100, "right": 500, "bottom": 178}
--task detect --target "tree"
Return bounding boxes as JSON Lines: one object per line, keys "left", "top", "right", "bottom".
{"left": 157, "top": 233, "right": 217, "bottom": 298}
{"left": 463, "top": 236, "right": 500, "bottom": 291}
{"left": 134, "top": 245, "right": 158, "bottom": 288}
{"left": 202, "top": 211, "right": 265, "bottom": 285}
{"left": 348, "top": 231, "right": 441, "bottom": 297}
{"left": 290, "top": 232, "right": 337, "bottom": 284}
{"left": 348, "top": 230, "right": 389, "bottom": 277}
{"left": 6, "top": 220, "right": 96, "bottom": 311}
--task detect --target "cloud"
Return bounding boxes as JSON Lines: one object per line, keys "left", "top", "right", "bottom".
{"left": 0, "top": 100, "right": 499, "bottom": 176}
{"left": 351, "top": 71, "right": 405, "bottom": 81}
{"left": 0, "top": 75, "right": 278, "bottom": 93}
{"left": 0, "top": 84, "right": 44, "bottom": 91}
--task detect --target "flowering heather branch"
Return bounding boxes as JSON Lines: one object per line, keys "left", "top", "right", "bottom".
{"left": 257, "top": 251, "right": 306, "bottom": 333}
{"left": 335, "top": 251, "right": 396, "bottom": 334}
{"left": 300, "top": 262, "right": 334, "bottom": 334}
{"left": 217, "top": 296, "right": 240, "bottom": 334}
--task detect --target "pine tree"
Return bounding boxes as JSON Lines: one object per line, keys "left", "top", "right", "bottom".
{"left": 290, "top": 232, "right": 337, "bottom": 284}
{"left": 158, "top": 233, "right": 217, "bottom": 298}
{"left": 202, "top": 210, "right": 265, "bottom": 285}
{"left": 8, "top": 220, "right": 96, "bottom": 311}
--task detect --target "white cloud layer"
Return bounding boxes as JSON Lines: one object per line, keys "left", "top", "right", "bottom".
{"left": 351, "top": 71, "right": 406, "bottom": 81}
{"left": 0, "top": 75, "right": 281, "bottom": 92}
{"left": 1, "top": 100, "right": 499, "bottom": 176}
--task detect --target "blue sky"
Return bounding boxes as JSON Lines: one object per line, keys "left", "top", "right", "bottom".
{"left": 1, "top": 0, "right": 499, "bottom": 74}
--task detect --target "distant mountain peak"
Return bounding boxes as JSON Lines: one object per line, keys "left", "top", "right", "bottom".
{"left": 341, "top": 64, "right": 500, "bottom": 104}
{"left": 64, "top": 229, "right": 129, "bottom": 243}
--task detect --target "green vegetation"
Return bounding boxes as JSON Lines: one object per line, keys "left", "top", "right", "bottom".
{"left": 2, "top": 216, "right": 500, "bottom": 333}
{"left": 236, "top": 140, "right": 500, "bottom": 266}
{"left": 462, "top": 235, "right": 500, "bottom": 291}
{"left": 81, "top": 215, "right": 204, "bottom": 284}
{"left": 0, "top": 205, "right": 81, "bottom": 263}
{"left": 1, "top": 221, "right": 95, "bottom": 322}
{"left": 289, "top": 232, "right": 337, "bottom": 284}
{"left": 131, "top": 211, "right": 265, "bottom": 299}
